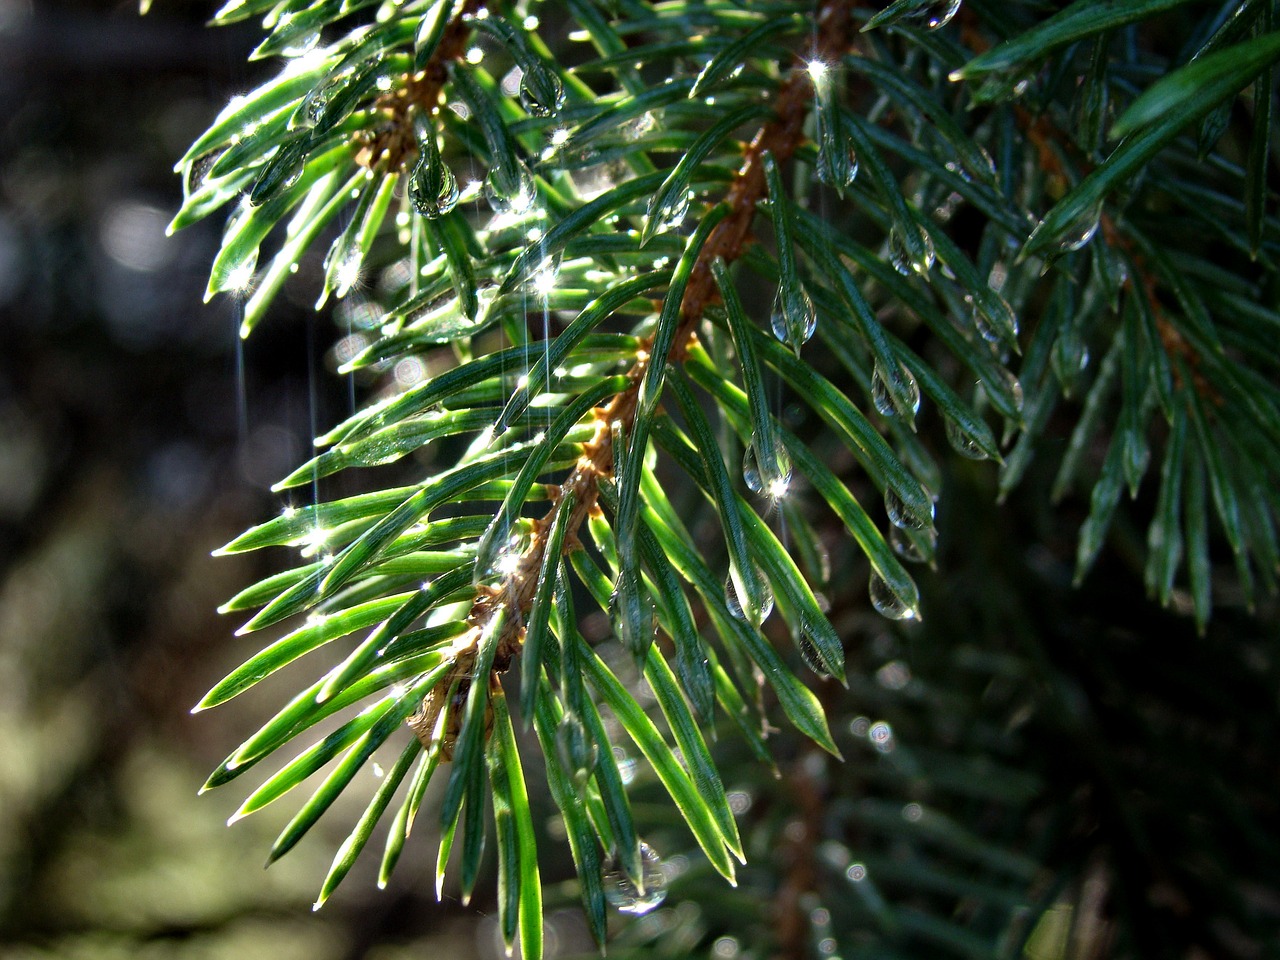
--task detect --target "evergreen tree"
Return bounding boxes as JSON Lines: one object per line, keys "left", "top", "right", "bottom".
{"left": 180, "top": 1, "right": 1280, "bottom": 956}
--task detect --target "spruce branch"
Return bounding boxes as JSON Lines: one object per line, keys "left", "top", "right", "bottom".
{"left": 178, "top": 0, "right": 1280, "bottom": 954}
{"left": 422, "top": 0, "right": 865, "bottom": 761}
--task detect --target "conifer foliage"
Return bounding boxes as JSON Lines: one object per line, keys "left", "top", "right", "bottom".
{"left": 182, "top": 0, "right": 1280, "bottom": 956}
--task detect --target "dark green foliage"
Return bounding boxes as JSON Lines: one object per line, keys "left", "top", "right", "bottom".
{"left": 181, "top": 0, "right": 1280, "bottom": 956}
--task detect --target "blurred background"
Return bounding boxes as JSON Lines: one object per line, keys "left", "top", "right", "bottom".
{"left": 1, "top": 2, "right": 1278, "bottom": 959}
{"left": 0, "top": 1, "right": 503, "bottom": 955}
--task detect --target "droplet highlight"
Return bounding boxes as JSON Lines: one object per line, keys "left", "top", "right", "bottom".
{"left": 888, "top": 225, "right": 936, "bottom": 278}
{"left": 911, "top": 0, "right": 962, "bottom": 29}
{"left": 610, "top": 565, "right": 656, "bottom": 659}
{"left": 1053, "top": 204, "right": 1103, "bottom": 254}
{"left": 870, "top": 361, "right": 921, "bottom": 420}
{"left": 409, "top": 138, "right": 459, "bottom": 219}
{"left": 770, "top": 285, "right": 817, "bottom": 354}
{"left": 796, "top": 624, "right": 829, "bottom": 677}
{"left": 603, "top": 842, "right": 668, "bottom": 915}
{"left": 742, "top": 439, "right": 792, "bottom": 499}
{"left": 869, "top": 571, "right": 918, "bottom": 621}
{"left": 484, "top": 161, "right": 537, "bottom": 215}
{"left": 944, "top": 415, "right": 991, "bottom": 460}
{"left": 885, "top": 487, "right": 932, "bottom": 532}
{"left": 519, "top": 67, "right": 566, "bottom": 117}
{"left": 555, "top": 713, "right": 598, "bottom": 785}
{"left": 724, "top": 565, "right": 774, "bottom": 626}
{"left": 279, "top": 30, "right": 320, "bottom": 59}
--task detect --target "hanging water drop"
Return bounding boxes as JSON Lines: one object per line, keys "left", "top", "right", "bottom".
{"left": 889, "top": 524, "right": 931, "bottom": 564}
{"left": 295, "top": 71, "right": 344, "bottom": 130}
{"left": 619, "top": 111, "right": 657, "bottom": 142}
{"left": 944, "top": 415, "right": 990, "bottom": 460}
{"left": 184, "top": 149, "right": 223, "bottom": 196}
{"left": 1052, "top": 330, "right": 1090, "bottom": 394}
{"left": 661, "top": 190, "right": 692, "bottom": 234}
{"left": 770, "top": 285, "right": 817, "bottom": 354}
{"left": 519, "top": 67, "right": 566, "bottom": 117}
{"left": 887, "top": 225, "right": 935, "bottom": 277}
{"left": 332, "top": 244, "right": 364, "bottom": 299}
{"left": 815, "top": 142, "right": 858, "bottom": 190}
{"left": 408, "top": 140, "right": 459, "bottom": 219}
{"left": 279, "top": 30, "right": 320, "bottom": 58}
{"left": 869, "top": 572, "right": 919, "bottom": 621}
{"left": 972, "top": 294, "right": 1018, "bottom": 346}
{"left": 610, "top": 565, "right": 656, "bottom": 659}
{"left": 742, "top": 445, "right": 763, "bottom": 495}
{"left": 989, "top": 366, "right": 1024, "bottom": 414}
{"left": 743, "top": 439, "right": 792, "bottom": 499}
{"left": 724, "top": 565, "right": 774, "bottom": 626}
{"left": 796, "top": 622, "right": 829, "bottom": 677}
{"left": 870, "top": 362, "right": 921, "bottom": 420}
{"left": 484, "top": 161, "right": 537, "bottom": 215}
{"left": 910, "top": 0, "right": 962, "bottom": 30}
{"left": 603, "top": 842, "right": 668, "bottom": 915}
{"left": 885, "top": 487, "right": 932, "bottom": 532}
{"left": 555, "top": 713, "right": 598, "bottom": 785}
{"left": 1052, "top": 204, "right": 1103, "bottom": 254}
{"left": 1123, "top": 429, "right": 1150, "bottom": 496}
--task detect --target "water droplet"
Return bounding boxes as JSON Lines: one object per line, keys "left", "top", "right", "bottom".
{"left": 815, "top": 142, "right": 858, "bottom": 190}
{"left": 870, "top": 361, "right": 921, "bottom": 420}
{"left": 528, "top": 254, "right": 562, "bottom": 297}
{"left": 519, "top": 68, "right": 566, "bottom": 117}
{"left": 988, "top": 366, "right": 1024, "bottom": 414}
{"left": 555, "top": 713, "right": 598, "bottom": 785}
{"left": 885, "top": 487, "right": 932, "bottom": 532}
{"left": 971, "top": 294, "right": 1018, "bottom": 345}
{"left": 796, "top": 625, "right": 829, "bottom": 677}
{"left": 770, "top": 285, "right": 817, "bottom": 353}
{"left": 869, "top": 571, "right": 918, "bottom": 620}
{"left": 1052, "top": 330, "right": 1090, "bottom": 394}
{"left": 610, "top": 565, "right": 656, "bottom": 659}
{"left": 910, "top": 0, "right": 962, "bottom": 29}
{"left": 724, "top": 565, "right": 774, "bottom": 626}
{"left": 888, "top": 225, "right": 935, "bottom": 277}
{"left": 654, "top": 189, "right": 691, "bottom": 234}
{"left": 846, "top": 863, "right": 867, "bottom": 882}
{"left": 888, "top": 524, "right": 931, "bottom": 564}
{"left": 603, "top": 842, "right": 668, "bottom": 915}
{"left": 279, "top": 30, "right": 320, "bottom": 58}
{"left": 1053, "top": 204, "right": 1103, "bottom": 254}
{"left": 484, "top": 161, "right": 537, "bottom": 215}
{"left": 969, "top": 67, "right": 1034, "bottom": 103}
{"left": 1123, "top": 430, "right": 1150, "bottom": 496}
{"left": 742, "top": 439, "right": 792, "bottom": 498}
{"left": 619, "top": 111, "right": 657, "bottom": 141}
{"left": 331, "top": 244, "right": 364, "bottom": 298}
{"left": 409, "top": 141, "right": 459, "bottom": 219}
{"left": 944, "top": 416, "right": 990, "bottom": 460}
{"left": 184, "top": 149, "right": 223, "bottom": 196}
{"left": 295, "top": 71, "right": 345, "bottom": 130}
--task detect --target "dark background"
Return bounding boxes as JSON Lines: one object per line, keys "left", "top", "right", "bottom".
{"left": 0, "top": 1, "right": 503, "bottom": 956}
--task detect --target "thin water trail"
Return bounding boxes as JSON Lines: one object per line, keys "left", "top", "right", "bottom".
{"left": 345, "top": 305, "right": 357, "bottom": 418}
{"left": 233, "top": 300, "right": 249, "bottom": 443}
{"left": 306, "top": 313, "right": 323, "bottom": 554}
{"left": 541, "top": 293, "right": 552, "bottom": 439}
